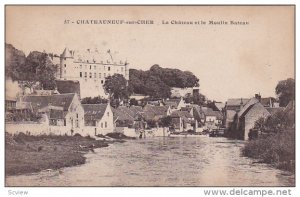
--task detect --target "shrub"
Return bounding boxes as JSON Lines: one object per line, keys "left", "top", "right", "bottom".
{"left": 37, "top": 146, "right": 43, "bottom": 152}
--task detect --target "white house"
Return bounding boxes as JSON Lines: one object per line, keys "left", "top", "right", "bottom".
{"left": 10, "top": 93, "right": 85, "bottom": 135}
{"left": 82, "top": 103, "right": 114, "bottom": 136}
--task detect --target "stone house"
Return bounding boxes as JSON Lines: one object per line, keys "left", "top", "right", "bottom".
{"left": 82, "top": 103, "right": 114, "bottom": 136}
{"left": 20, "top": 93, "right": 85, "bottom": 135}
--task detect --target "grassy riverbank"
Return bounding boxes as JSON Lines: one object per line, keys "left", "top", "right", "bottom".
{"left": 5, "top": 132, "right": 127, "bottom": 176}
{"left": 242, "top": 129, "right": 295, "bottom": 173}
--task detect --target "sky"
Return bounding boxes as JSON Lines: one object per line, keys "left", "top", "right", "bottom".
{"left": 6, "top": 6, "right": 295, "bottom": 102}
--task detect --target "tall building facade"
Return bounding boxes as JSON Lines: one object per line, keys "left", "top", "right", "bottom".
{"left": 50, "top": 48, "right": 129, "bottom": 99}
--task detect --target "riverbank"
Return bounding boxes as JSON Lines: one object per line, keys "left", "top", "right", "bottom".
{"left": 5, "top": 132, "right": 128, "bottom": 176}
{"left": 242, "top": 129, "right": 295, "bottom": 173}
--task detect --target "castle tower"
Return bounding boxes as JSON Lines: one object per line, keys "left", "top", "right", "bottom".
{"left": 60, "top": 47, "right": 74, "bottom": 79}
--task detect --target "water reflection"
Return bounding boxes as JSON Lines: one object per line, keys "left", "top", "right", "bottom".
{"left": 6, "top": 137, "right": 295, "bottom": 186}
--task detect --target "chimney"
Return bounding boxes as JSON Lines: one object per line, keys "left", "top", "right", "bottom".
{"left": 240, "top": 98, "right": 243, "bottom": 111}
{"left": 255, "top": 93, "right": 261, "bottom": 102}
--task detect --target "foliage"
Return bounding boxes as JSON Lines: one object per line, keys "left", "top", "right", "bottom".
{"left": 129, "top": 65, "right": 200, "bottom": 99}
{"left": 242, "top": 129, "right": 295, "bottom": 172}
{"left": 129, "top": 98, "right": 138, "bottom": 106}
{"left": 184, "top": 92, "right": 206, "bottom": 105}
{"left": 6, "top": 111, "right": 42, "bottom": 122}
{"left": 275, "top": 78, "right": 295, "bottom": 107}
{"left": 5, "top": 44, "right": 58, "bottom": 91}
{"left": 254, "top": 109, "right": 295, "bottom": 134}
{"left": 81, "top": 96, "right": 108, "bottom": 104}
{"left": 146, "top": 119, "right": 157, "bottom": 129}
{"left": 104, "top": 74, "right": 130, "bottom": 100}
{"left": 158, "top": 116, "right": 172, "bottom": 127}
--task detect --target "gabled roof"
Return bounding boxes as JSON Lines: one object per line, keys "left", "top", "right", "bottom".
{"left": 142, "top": 105, "right": 169, "bottom": 121}
{"left": 112, "top": 106, "right": 143, "bottom": 122}
{"left": 56, "top": 80, "right": 80, "bottom": 98}
{"left": 49, "top": 109, "right": 65, "bottom": 119}
{"left": 22, "top": 93, "right": 76, "bottom": 112}
{"left": 214, "top": 102, "right": 225, "bottom": 111}
{"left": 237, "top": 98, "right": 259, "bottom": 117}
{"left": 82, "top": 104, "right": 108, "bottom": 121}
{"left": 163, "top": 98, "right": 182, "bottom": 109}
{"left": 226, "top": 98, "right": 250, "bottom": 106}
{"left": 239, "top": 102, "right": 269, "bottom": 119}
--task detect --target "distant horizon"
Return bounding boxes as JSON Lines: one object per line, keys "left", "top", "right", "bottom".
{"left": 6, "top": 6, "right": 295, "bottom": 102}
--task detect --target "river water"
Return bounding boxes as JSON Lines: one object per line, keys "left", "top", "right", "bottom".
{"left": 6, "top": 136, "right": 295, "bottom": 186}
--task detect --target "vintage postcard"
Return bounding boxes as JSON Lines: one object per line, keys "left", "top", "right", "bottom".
{"left": 5, "top": 5, "right": 295, "bottom": 187}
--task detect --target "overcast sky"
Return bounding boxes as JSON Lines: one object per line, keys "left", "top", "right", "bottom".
{"left": 6, "top": 6, "right": 294, "bottom": 102}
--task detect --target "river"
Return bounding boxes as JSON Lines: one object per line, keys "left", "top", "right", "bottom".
{"left": 6, "top": 136, "right": 295, "bottom": 186}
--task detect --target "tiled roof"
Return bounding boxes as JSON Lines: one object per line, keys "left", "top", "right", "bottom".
{"left": 22, "top": 93, "right": 75, "bottom": 112}
{"left": 82, "top": 104, "right": 108, "bottom": 121}
{"left": 226, "top": 98, "right": 250, "bottom": 106}
{"left": 142, "top": 105, "right": 169, "bottom": 121}
{"left": 49, "top": 109, "right": 64, "bottom": 119}
{"left": 163, "top": 98, "right": 181, "bottom": 108}
{"left": 112, "top": 106, "right": 142, "bottom": 122}
{"left": 237, "top": 98, "right": 259, "bottom": 117}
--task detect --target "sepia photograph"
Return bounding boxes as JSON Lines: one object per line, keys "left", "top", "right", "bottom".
{"left": 4, "top": 5, "right": 295, "bottom": 187}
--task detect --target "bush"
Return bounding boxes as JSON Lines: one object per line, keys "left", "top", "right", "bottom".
{"left": 37, "top": 146, "right": 43, "bottom": 152}
{"left": 242, "top": 129, "right": 295, "bottom": 172}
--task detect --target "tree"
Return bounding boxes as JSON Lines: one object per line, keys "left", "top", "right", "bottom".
{"left": 276, "top": 78, "right": 295, "bottom": 107}
{"left": 81, "top": 96, "right": 108, "bottom": 104}
{"left": 158, "top": 116, "right": 172, "bottom": 127}
{"left": 129, "top": 98, "right": 138, "bottom": 106}
{"left": 104, "top": 74, "right": 130, "bottom": 100}
{"left": 6, "top": 44, "right": 58, "bottom": 92}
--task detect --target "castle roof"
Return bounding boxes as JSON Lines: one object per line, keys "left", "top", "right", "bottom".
{"left": 61, "top": 47, "right": 73, "bottom": 58}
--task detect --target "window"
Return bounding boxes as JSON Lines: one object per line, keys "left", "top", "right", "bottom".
{"left": 80, "top": 65, "right": 82, "bottom": 69}
{"left": 76, "top": 113, "right": 79, "bottom": 118}
{"left": 90, "top": 65, "right": 91, "bottom": 69}
{"left": 101, "top": 80, "right": 104, "bottom": 84}
{"left": 64, "top": 58, "right": 66, "bottom": 60}
{"left": 108, "top": 67, "right": 111, "bottom": 71}
{"left": 64, "top": 70, "right": 66, "bottom": 74}
{"left": 99, "top": 73, "right": 101, "bottom": 78}
{"left": 104, "top": 66, "right": 106, "bottom": 70}
{"left": 105, "top": 122, "right": 107, "bottom": 128}
{"left": 104, "top": 73, "right": 106, "bottom": 78}
{"left": 107, "top": 112, "right": 109, "bottom": 117}
{"left": 101, "top": 122, "right": 103, "bottom": 128}
{"left": 94, "top": 73, "right": 96, "bottom": 78}
{"left": 94, "top": 65, "right": 96, "bottom": 69}
{"left": 80, "top": 72, "right": 82, "bottom": 78}
{"left": 84, "top": 72, "right": 87, "bottom": 78}
{"left": 89, "top": 72, "right": 92, "bottom": 78}
{"left": 64, "top": 64, "right": 66, "bottom": 67}
{"left": 87, "top": 60, "right": 89, "bottom": 63}
{"left": 76, "top": 120, "right": 79, "bottom": 128}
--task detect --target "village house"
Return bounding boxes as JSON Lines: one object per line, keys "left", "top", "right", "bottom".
{"left": 224, "top": 98, "right": 250, "bottom": 128}
{"left": 142, "top": 105, "right": 171, "bottom": 128}
{"left": 112, "top": 105, "right": 144, "bottom": 136}
{"left": 236, "top": 100, "right": 270, "bottom": 140}
{"left": 163, "top": 97, "right": 186, "bottom": 112}
{"left": 170, "top": 110, "right": 197, "bottom": 132}
{"left": 6, "top": 93, "right": 85, "bottom": 135}
{"left": 82, "top": 103, "right": 114, "bottom": 136}
{"left": 201, "top": 107, "right": 223, "bottom": 130}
